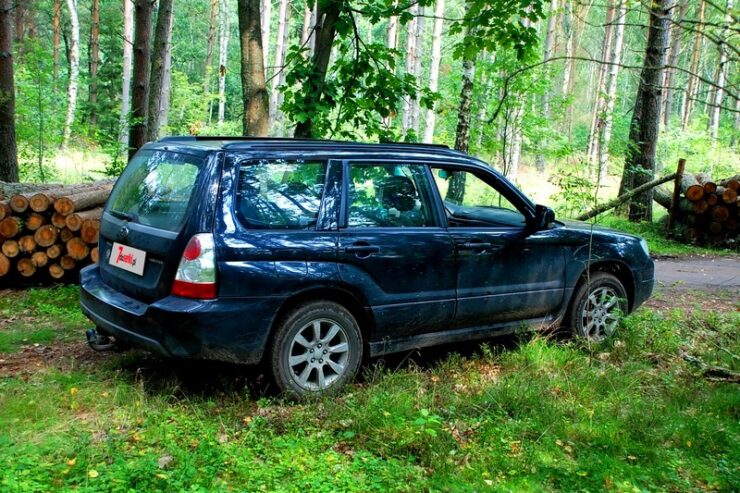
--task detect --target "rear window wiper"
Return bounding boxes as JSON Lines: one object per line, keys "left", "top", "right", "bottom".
{"left": 108, "top": 209, "right": 134, "bottom": 221}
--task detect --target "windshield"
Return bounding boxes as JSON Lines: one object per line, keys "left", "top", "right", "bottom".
{"left": 107, "top": 151, "right": 205, "bottom": 232}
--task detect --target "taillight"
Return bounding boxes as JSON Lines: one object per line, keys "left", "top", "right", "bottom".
{"left": 172, "top": 233, "right": 217, "bottom": 299}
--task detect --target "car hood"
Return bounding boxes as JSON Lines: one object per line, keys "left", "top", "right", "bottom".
{"left": 555, "top": 219, "right": 642, "bottom": 244}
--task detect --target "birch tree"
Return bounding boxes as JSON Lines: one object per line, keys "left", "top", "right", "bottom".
{"left": 269, "top": 0, "right": 289, "bottom": 127}
{"left": 681, "top": 0, "right": 705, "bottom": 130}
{"left": 662, "top": 0, "right": 687, "bottom": 128}
{"left": 205, "top": 0, "right": 218, "bottom": 92}
{"left": 535, "top": 0, "right": 558, "bottom": 171}
{"left": 88, "top": 0, "right": 100, "bottom": 128}
{"left": 119, "top": 0, "right": 134, "bottom": 150}
{"left": 586, "top": 1, "right": 615, "bottom": 166}
{"left": 401, "top": 4, "right": 418, "bottom": 133}
{"left": 61, "top": 0, "right": 80, "bottom": 147}
{"left": 261, "top": 0, "right": 272, "bottom": 69}
{"left": 0, "top": 0, "right": 18, "bottom": 182}
{"left": 708, "top": 0, "right": 733, "bottom": 142}
{"left": 218, "top": 0, "right": 230, "bottom": 125}
{"left": 148, "top": 0, "right": 174, "bottom": 141}
{"left": 409, "top": 7, "right": 425, "bottom": 135}
{"left": 160, "top": 17, "right": 174, "bottom": 133}
{"left": 423, "top": 0, "right": 444, "bottom": 144}
{"left": 598, "top": 0, "right": 626, "bottom": 182}
{"left": 237, "top": 0, "right": 269, "bottom": 136}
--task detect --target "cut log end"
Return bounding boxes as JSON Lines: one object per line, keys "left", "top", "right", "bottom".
{"left": 49, "top": 263, "right": 65, "bottom": 279}
{"left": 90, "top": 246, "right": 100, "bottom": 264}
{"left": 31, "top": 251, "right": 49, "bottom": 268}
{"left": 19, "top": 235, "right": 37, "bottom": 253}
{"left": 9, "top": 195, "right": 29, "bottom": 213}
{"left": 0, "top": 252, "right": 9, "bottom": 277}
{"left": 25, "top": 212, "right": 46, "bottom": 231}
{"left": 0, "top": 217, "right": 22, "bottom": 238}
{"left": 34, "top": 225, "right": 59, "bottom": 248}
{"left": 2, "top": 240, "right": 19, "bottom": 258}
{"left": 685, "top": 184, "right": 705, "bottom": 202}
{"left": 17, "top": 258, "right": 37, "bottom": 277}
{"left": 29, "top": 193, "right": 52, "bottom": 213}
{"left": 66, "top": 237, "right": 90, "bottom": 261}
{"left": 60, "top": 255, "right": 76, "bottom": 271}
{"left": 81, "top": 219, "right": 100, "bottom": 244}
{"left": 46, "top": 244, "right": 62, "bottom": 260}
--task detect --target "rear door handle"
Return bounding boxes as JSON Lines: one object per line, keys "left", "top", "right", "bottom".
{"left": 345, "top": 243, "right": 380, "bottom": 258}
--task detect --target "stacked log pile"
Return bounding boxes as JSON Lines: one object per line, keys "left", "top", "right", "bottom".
{"left": 0, "top": 182, "right": 113, "bottom": 283}
{"left": 657, "top": 173, "right": 739, "bottom": 247}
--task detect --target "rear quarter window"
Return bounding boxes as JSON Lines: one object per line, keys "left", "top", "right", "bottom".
{"left": 107, "top": 151, "right": 204, "bottom": 232}
{"left": 235, "top": 160, "right": 328, "bottom": 230}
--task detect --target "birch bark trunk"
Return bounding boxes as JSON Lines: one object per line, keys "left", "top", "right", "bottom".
{"left": 53, "top": 0, "right": 60, "bottom": 91}
{"left": 61, "top": 0, "right": 79, "bottom": 147}
{"left": 708, "top": 0, "right": 733, "bottom": 142}
{"left": 119, "top": 0, "right": 134, "bottom": 150}
{"left": 218, "top": 0, "right": 230, "bottom": 125}
{"left": 662, "top": 0, "right": 688, "bottom": 128}
{"left": 598, "top": 0, "right": 626, "bottom": 182}
{"left": 681, "top": 0, "right": 704, "bottom": 130}
{"left": 88, "top": 0, "right": 100, "bottom": 128}
{"left": 423, "top": 0, "right": 444, "bottom": 144}
{"left": 269, "top": 0, "right": 289, "bottom": 127}
{"left": 410, "top": 6, "right": 425, "bottom": 135}
{"left": 402, "top": 4, "right": 418, "bottom": 133}
{"left": 261, "top": 0, "right": 272, "bottom": 69}
{"left": 586, "top": 1, "right": 615, "bottom": 166}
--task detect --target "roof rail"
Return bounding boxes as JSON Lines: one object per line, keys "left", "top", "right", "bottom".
{"left": 157, "top": 135, "right": 451, "bottom": 150}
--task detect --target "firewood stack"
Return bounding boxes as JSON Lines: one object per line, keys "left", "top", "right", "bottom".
{"left": 0, "top": 182, "right": 113, "bottom": 284}
{"left": 665, "top": 174, "right": 739, "bottom": 247}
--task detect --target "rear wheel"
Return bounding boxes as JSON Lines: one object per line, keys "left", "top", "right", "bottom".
{"left": 567, "top": 272, "right": 628, "bottom": 342}
{"left": 270, "top": 301, "right": 362, "bottom": 399}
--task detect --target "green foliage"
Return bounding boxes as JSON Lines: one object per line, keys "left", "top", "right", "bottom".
{"left": 0, "top": 288, "right": 738, "bottom": 491}
{"left": 548, "top": 162, "right": 599, "bottom": 218}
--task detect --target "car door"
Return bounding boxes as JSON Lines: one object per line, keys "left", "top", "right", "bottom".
{"left": 430, "top": 166, "right": 566, "bottom": 328}
{"left": 337, "top": 161, "right": 456, "bottom": 340}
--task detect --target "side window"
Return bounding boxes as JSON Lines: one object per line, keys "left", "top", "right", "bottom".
{"left": 347, "top": 163, "right": 436, "bottom": 228}
{"left": 431, "top": 167, "right": 527, "bottom": 228}
{"left": 236, "top": 159, "right": 327, "bottom": 230}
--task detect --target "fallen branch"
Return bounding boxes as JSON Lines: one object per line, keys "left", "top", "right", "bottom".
{"left": 681, "top": 351, "right": 740, "bottom": 383}
{"left": 575, "top": 173, "right": 677, "bottom": 221}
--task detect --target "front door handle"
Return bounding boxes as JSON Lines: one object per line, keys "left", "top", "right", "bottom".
{"left": 345, "top": 243, "right": 380, "bottom": 258}
{"left": 455, "top": 240, "right": 501, "bottom": 252}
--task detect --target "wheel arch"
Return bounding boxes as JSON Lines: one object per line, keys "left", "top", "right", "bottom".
{"left": 269, "top": 285, "right": 375, "bottom": 350}
{"left": 572, "top": 260, "right": 636, "bottom": 312}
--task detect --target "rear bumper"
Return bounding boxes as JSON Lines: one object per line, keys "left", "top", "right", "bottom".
{"left": 79, "top": 265, "right": 282, "bottom": 364}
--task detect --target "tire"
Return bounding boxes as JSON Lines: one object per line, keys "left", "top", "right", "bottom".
{"left": 270, "top": 301, "right": 363, "bottom": 399}
{"left": 567, "top": 272, "right": 628, "bottom": 342}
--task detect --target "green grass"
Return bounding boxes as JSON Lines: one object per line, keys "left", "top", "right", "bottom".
{"left": 0, "top": 289, "right": 738, "bottom": 492}
{"left": 0, "top": 286, "right": 88, "bottom": 352}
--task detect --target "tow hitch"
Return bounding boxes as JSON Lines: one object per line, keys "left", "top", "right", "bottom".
{"left": 86, "top": 329, "right": 116, "bottom": 352}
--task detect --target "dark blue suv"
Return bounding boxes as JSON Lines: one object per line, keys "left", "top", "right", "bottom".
{"left": 80, "top": 137, "right": 654, "bottom": 397}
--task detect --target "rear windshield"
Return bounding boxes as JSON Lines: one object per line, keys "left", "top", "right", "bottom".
{"left": 107, "top": 151, "right": 205, "bottom": 232}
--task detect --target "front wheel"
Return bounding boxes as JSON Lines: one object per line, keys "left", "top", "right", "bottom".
{"left": 567, "top": 272, "right": 628, "bottom": 342}
{"left": 270, "top": 301, "right": 363, "bottom": 399}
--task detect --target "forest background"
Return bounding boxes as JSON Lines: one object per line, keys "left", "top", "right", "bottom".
{"left": 0, "top": 0, "right": 737, "bottom": 221}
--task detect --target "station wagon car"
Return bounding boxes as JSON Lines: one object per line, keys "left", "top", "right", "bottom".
{"left": 80, "top": 137, "right": 655, "bottom": 398}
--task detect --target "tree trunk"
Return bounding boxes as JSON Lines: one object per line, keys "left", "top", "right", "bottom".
{"left": 238, "top": 0, "right": 269, "bottom": 136}
{"left": 261, "top": 0, "right": 272, "bottom": 69}
{"left": 410, "top": 6, "right": 425, "bottom": 135}
{"left": 119, "top": 0, "right": 134, "bottom": 152}
{"left": 61, "top": 0, "right": 80, "bottom": 148}
{"left": 504, "top": 104, "right": 523, "bottom": 180}
{"left": 402, "top": 4, "right": 418, "bottom": 134}
{"left": 147, "top": 0, "right": 174, "bottom": 141}
{"left": 13, "top": 0, "right": 24, "bottom": 45}
{"left": 128, "top": 0, "right": 154, "bottom": 160}
{"left": 159, "top": 10, "right": 174, "bottom": 133}
{"left": 681, "top": 0, "right": 704, "bottom": 131}
{"left": 300, "top": 4, "right": 311, "bottom": 49}
{"left": 53, "top": 0, "right": 61, "bottom": 92}
{"left": 205, "top": 0, "right": 218, "bottom": 123}
{"left": 598, "top": 0, "right": 626, "bottom": 182}
{"left": 586, "top": 1, "right": 615, "bottom": 167}
{"left": 561, "top": 1, "right": 574, "bottom": 97}
{"left": 423, "top": 0, "right": 444, "bottom": 144}
{"left": 293, "top": 0, "right": 343, "bottom": 138}
{"left": 218, "top": 0, "right": 230, "bottom": 125}
{"left": 387, "top": 4, "right": 398, "bottom": 50}
{"left": 662, "top": 0, "right": 687, "bottom": 128}
{"left": 535, "top": 0, "right": 558, "bottom": 172}
{"left": 618, "top": 0, "right": 673, "bottom": 222}
{"left": 708, "top": 0, "right": 732, "bottom": 142}
{"left": 0, "top": 0, "right": 18, "bottom": 182}
{"left": 454, "top": 24, "right": 476, "bottom": 154}
{"left": 731, "top": 96, "right": 740, "bottom": 148}
{"left": 269, "top": 0, "right": 289, "bottom": 126}
{"left": 88, "top": 0, "right": 100, "bottom": 129}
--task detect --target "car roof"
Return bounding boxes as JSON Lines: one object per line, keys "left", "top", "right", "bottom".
{"left": 149, "top": 136, "right": 479, "bottom": 163}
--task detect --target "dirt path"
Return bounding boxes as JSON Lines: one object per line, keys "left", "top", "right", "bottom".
{"left": 654, "top": 256, "right": 740, "bottom": 291}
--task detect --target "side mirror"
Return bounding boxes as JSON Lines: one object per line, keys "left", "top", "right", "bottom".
{"left": 534, "top": 204, "right": 555, "bottom": 230}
